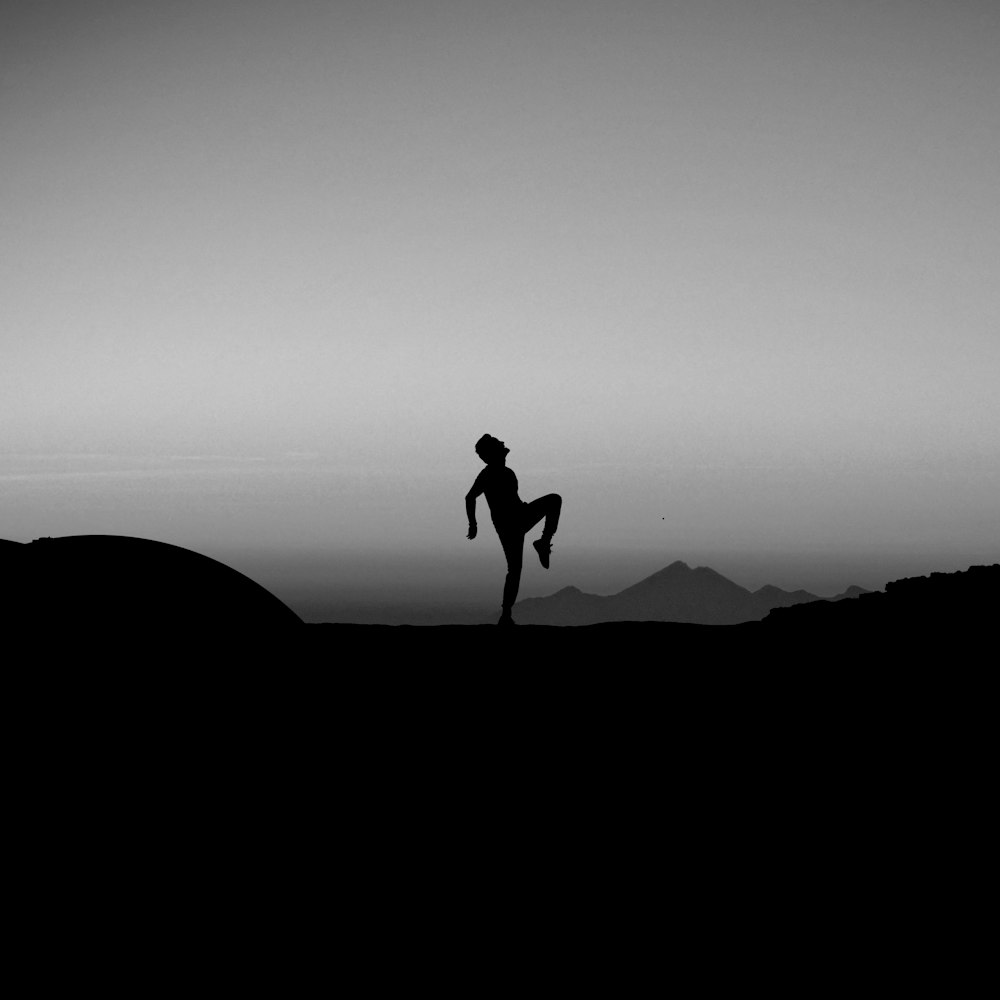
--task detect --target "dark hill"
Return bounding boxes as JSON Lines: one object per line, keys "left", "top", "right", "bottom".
{"left": 763, "top": 563, "right": 998, "bottom": 634}
{"left": 1, "top": 534, "right": 302, "bottom": 630}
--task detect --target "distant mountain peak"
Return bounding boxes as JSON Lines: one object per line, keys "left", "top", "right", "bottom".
{"left": 646, "top": 560, "right": 691, "bottom": 579}
{"left": 754, "top": 583, "right": 815, "bottom": 599}
{"left": 615, "top": 559, "right": 754, "bottom": 610}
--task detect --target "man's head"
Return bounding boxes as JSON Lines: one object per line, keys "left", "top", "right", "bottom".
{"left": 475, "top": 434, "right": 509, "bottom": 464}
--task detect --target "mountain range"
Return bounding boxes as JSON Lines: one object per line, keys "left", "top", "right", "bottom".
{"left": 513, "top": 560, "right": 867, "bottom": 626}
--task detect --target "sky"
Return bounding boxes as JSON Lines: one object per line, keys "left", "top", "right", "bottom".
{"left": 2, "top": 0, "right": 998, "bottom": 609}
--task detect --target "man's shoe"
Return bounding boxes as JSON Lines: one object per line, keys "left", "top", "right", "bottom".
{"left": 498, "top": 611, "right": 516, "bottom": 626}
{"left": 533, "top": 538, "right": 552, "bottom": 569}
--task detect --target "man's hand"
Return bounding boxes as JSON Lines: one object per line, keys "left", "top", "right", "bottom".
{"left": 467, "top": 523, "right": 477, "bottom": 540}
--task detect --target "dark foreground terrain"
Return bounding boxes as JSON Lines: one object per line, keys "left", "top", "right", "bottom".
{"left": 7, "top": 549, "right": 992, "bottom": 974}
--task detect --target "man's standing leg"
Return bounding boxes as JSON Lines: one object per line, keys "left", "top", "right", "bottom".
{"left": 499, "top": 529, "right": 524, "bottom": 624}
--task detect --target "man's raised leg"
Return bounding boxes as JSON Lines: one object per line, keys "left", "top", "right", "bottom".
{"left": 524, "top": 493, "right": 561, "bottom": 568}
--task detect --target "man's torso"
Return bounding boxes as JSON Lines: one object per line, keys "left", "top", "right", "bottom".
{"left": 476, "top": 465, "right": 525, "bottom": 529}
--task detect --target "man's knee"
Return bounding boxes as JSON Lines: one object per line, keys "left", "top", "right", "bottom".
{"left": 548, "top": 493, "right": 562, "bottom": 508}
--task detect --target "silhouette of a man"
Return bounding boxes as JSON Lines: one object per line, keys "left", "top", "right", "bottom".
{"left": 466, "top": 434, "right": 562, "bottom": 626}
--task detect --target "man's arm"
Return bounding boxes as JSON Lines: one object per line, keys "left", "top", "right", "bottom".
{"left": 465, "top": 473, "right": 484, "bottom": 539}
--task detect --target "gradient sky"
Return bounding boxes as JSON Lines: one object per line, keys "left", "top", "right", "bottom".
{"left": 2, "top": 0, "right": 998, "bottom": 602}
